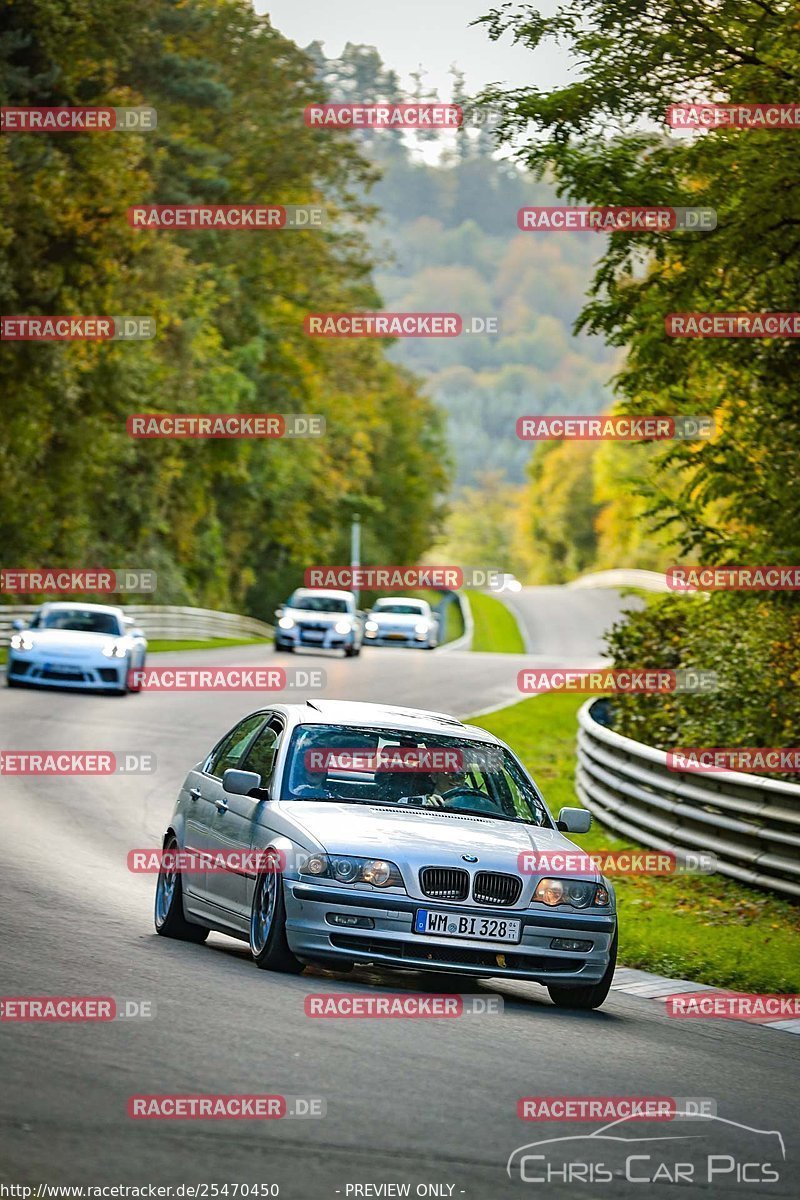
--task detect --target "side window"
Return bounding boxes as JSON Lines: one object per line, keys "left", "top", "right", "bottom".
{"left": 205, "top": 714, "right": 266, "bottom": 778}
{"left": 241, "top": 719, "right": 284, "bottom": 788}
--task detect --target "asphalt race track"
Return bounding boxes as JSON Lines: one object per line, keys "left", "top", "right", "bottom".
{"left": 1, "top": 588, "right": 797, "bottom": 1197}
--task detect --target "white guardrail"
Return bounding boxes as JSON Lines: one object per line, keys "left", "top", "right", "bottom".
{"left": 576, "top": 699, "right": 800, "bottom": 898}
{"left": 0, "top": 604, "right": 274, "bottom": 644}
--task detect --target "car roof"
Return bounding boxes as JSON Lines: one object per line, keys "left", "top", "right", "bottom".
{"left": 290, "top": 588, "right": 353, "bottom": 600}
{"left": 273, "top": 699, "right": 501, "bottom": 743}
{"left": 38, "top": 601, "right": 125, "bottom": 616}
{"left": 373, "top": 596, "right": 428, "bottom": 605}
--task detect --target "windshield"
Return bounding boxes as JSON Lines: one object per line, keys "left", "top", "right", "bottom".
{"left": 281, "top": 724, "right": 551, "bottom": 826}
{"left": 374, "top": 603, "right": 425, "bottom": 615}
{"left": 288, "top": 592, "right": 349, "bottom": 614}
{"left": 37, "top": 609, "right": 122, "bottom": 635}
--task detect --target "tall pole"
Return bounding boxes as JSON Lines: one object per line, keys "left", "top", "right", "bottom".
{"left": 350, "top": 514, "right": 361, "bottom": 608}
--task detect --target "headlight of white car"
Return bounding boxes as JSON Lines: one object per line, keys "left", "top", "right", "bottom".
{"left": 102, "top": 640, "right": 129, "bottom": 659}
{"left": 299, "top": 853, "right": 404, "bottom": 888}
{"left": 10, "top": 633, "right": 34, "bottom": 652}
{"left": 278, "top": 616, "right": 295, "bottom": 630}
{"left": 334, "top": 619, "right": 352, "bottom": 635}
{"left": 414, "top": 622, "right": 429, "bottom": 635}
{"left": 365, "top": 620, "right": 379, "bottom": 632}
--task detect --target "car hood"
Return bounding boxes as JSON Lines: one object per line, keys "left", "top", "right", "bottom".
{"left": 23, "top": 629, "right": 119, "bottom": 655}
{"left": 273, "top": 800, "right": 596, "bottom": 877}
{"left": 286, "top": 607, "right": 350, "bottom": 623}
{"left": 371, "top": 612, "right": 427, "bottom": 627}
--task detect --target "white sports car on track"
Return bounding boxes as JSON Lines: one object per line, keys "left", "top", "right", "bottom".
{"left": 6, "top": 601, "right": 147, "bottom": 694}
{"left": 364, "top": 597, "right": 439, "bottom": 649}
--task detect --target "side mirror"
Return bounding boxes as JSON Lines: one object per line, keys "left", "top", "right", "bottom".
{"left": 274, "top": 606, "right": 285, "bottom": 619}
{"left": 11, "top": 618, "right": 26, "bottom": 631}
{"left": 130, "top": 628, "right": 145, "bottom": 638}
{"left": 222, "top": 768, "right": 262, "bottom": 796}
{"left": 557, "top": 807, "right": 592, "bottom": 834}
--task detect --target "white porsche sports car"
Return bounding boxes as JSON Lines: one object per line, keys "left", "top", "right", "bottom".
{"left": 6, "top": 601, "right": 147, "bottom": 694}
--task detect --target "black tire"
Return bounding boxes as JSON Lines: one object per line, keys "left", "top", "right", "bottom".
{"left": 547, "top": 929, "right": 617, "bottom": 1011}
{"left": 274, "top": 642, "right": 293, "bottom": 653}
{"left": 249, "top": 869, "right": 303, "bottom": 973}
{"left": 155, "top": 837, "right": 209, "bottom": 943}
{"left": 344, "top": 645, "right": 361, "bottom": 658}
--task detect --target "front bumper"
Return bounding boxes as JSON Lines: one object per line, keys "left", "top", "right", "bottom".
{"left": 6, "top": 654, "right": 127, "bottom": 691}
{"left": 284, "top": 881, "right": 615, "bottom": 982}
{"left": 364, "top": 631, "right": 432, "bottom": 648}
{"left": 275, "top": 626, "right": 356, "bottom": 651}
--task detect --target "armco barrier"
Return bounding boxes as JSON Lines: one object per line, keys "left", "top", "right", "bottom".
{"left": 0, "top": 604, "right": 273, "bottom": 645}
{"left": 575, "top": 698, "right": 800, "bottom": 898}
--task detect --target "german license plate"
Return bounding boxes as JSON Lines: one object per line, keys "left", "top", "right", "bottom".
{"left": 414, "top": 909, "right": 521, "bottom": 943}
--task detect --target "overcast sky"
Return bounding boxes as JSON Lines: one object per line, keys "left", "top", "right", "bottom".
{"left": 255, "top": 1, "right": 572, "bottom": 98}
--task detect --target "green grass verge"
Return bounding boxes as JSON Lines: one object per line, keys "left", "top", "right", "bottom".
{"left": 147, "top": 637, "right": 270, "bottom": 653}
{"left": 471, "top": 692, "right": 800, "bottom": 993}
{"left": 467, "top": 590, "right": 525, "bottom": 653}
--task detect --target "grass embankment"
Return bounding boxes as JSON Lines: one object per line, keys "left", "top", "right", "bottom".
{"left": 467, "top": 590, "right": 525, "bottom": 653}
{"left": 473, "top": 692, "right": 800, "bottom": 993}
{"left": 147, "top": 637, "right": 270, "bottom": 653}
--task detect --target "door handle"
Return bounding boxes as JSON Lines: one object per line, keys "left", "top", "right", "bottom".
{"left": 214, "top": 798, "right": 229, "bottom": 814}
{"left": 189, "top": 787, "right": 202, "bottom": 802}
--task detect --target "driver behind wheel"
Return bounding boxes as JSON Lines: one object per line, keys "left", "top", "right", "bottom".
{"left": 424, "top": 768, "right": 470, "bottom": 808}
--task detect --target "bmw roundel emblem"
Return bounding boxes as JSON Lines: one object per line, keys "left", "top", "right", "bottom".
{"left": 462, "top": 854, "right": 479, "bottom": 863}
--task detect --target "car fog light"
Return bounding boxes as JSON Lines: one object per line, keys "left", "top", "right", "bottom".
{"left": 326, "top": 913, "right": 374, "bottom": 929}
{"left": 550, "top": 937, "right": 592, "bottom": 952}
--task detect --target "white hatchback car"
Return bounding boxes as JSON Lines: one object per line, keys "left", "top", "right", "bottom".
{"left": 6, "top": 601, "right": 147, "bottom": 693}
{"left": 364, "top": 597, "right": 439, "bottom": 648}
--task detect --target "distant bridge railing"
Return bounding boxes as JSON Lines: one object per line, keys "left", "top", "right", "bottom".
{"left": 0, "top": 604, "right": 273, "bottom": 645}
{"left": 576, "top": 698, "right": 800, "bottom": 898}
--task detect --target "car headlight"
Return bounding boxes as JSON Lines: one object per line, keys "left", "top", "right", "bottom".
{"left": 365, "top": 620, "right": 379, "bottom": 632}
{"left": 334, "top": 619, "right": 352, "bottom": 635}
{"left": 299, "top": 853, "right": 404, "bottom": 888}
{"left": 414, "top": 622, "right": 428, "bottom": 635}
{"left": 533, "top": 878, "right": 609, "bottom": 909}
{"left": 278, "top": 616, "right": 295, "bottom": 630}
{"left": 10, "top": 633, "right": 34, "bottom": 652}
{"left": 102, "top": 641, "right": 128, "bottom": 658}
